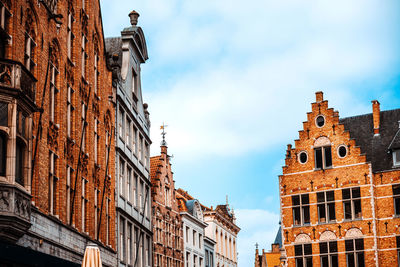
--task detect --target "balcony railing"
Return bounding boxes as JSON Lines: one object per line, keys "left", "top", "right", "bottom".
{"left": 0, "top": 183, "right": 32, "bottom": 243}
{"left": 0, "top": 59, "right": 37, "bottom": 104}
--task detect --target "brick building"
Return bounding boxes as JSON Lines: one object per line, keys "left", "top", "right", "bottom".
{"left": 0, "top": 0, "right": 116, "bottom": 265}
{"left": 150, "top": 140, "right": 184, "bottom": 267}
{"left": 254, "top": 229, "right": 282, "bottom": 267}
{"left": 105, "top": 10, "right": 152, "bottom": 267}
{"left": 280, "top": 91, "right": 400, "bottom": 267}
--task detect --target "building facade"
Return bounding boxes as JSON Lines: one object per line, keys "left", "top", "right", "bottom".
{"left": 203, "top": 203, "right": 240, "bottom": 267}
{"left": 280, "top": 91, "right": 400, "bottom": 267}
{"left": 150, "top": 142, "right": 184, "bottom": 267}
{"left": 105, "top": 11, "right": 152, "bottom": 267}
{"left": 204, "top": 236, "right": 216, "bottom": 267}
{"left": 176, "top": 189, "right": 208, "bottom": 267}
{"left": 0, "top": 0, "right": 116, "bottom": 265}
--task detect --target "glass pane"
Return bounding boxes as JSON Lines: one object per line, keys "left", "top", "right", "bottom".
{"left": 331, "top": 255, "right": 339, "bottom": 267}
{"left": 343, "top": 189, "right": 351, "bottom": 200}
{"left": 347, "top": 253, "right": 355, "bottom": 267}
{"left": 0, "top": 133, "right": 6, "bottom": 176}
{"left": 0, "top": 102, "right": 7, "bottom": 126}
{"left": 303, "top": 206, "right": 310, "bottom": 224}
{"left": 354, "top": 200, "right": 362, "bottom": 219}
{"left": 357, "top": 252, "right": 365, "bottom": 267}
{"left": 296, "top": 258, "right": 304, "bottom": 267}
{"left": 345, "top": 240, "right": 354, "bottom": 252}
{"left": 15, "top": 140, "right": 24, "bottom": 185}
{"left": 324, "top": 146, "right": 332, "bottom": 167}
{"left": 295, "top": 245, "right": 303, "bottom": 256}
{"left": 352, "top": 187, "right": 361, "bottom": 198}
{"left": 319, "top": 242, "right": 328, "bottom": 254}
{"left": 292, "top": 195, "right": 300, "bottom": 206}
{"left": 396, "top": 236, "right": 400, "bottom": 248}
{"left": 306, "top": 257, "right": 313, "bottom": 267}
{"left": 327, "top": 191, "right": 335, "bottom": 201}
{"left": 304, "top": 244, "right": 312, "bottom": 255}
{"left": 329, "top": 241, "right": 338, "bottom": 253}
{"left": 355, "top": 239, "right": 364, "bottom": 251}
{"left": 293, "top": 207, "right": 301, "bottom": 225}
{"left": 318, "top": 204, "right": 326, "bottom": 223}
{"left": 315, "top": 148, "right": 323, "bottom": 169}
{"left": 321, "top": 256, "right": 329, "bottom": 267}
{"left": 302, "top": 194, "right": 309, "bottom": 204}
{"left": 328, "top": 203, "right": 336, "bottom": 221}
{"left": 393, "top": 185, "right": 400, "bottom": 196}
{"left": 317, "top": 192, "right": 325, "bottom": 203}
{"left": 344, "top": 201, "right": 352, "bottom": 220}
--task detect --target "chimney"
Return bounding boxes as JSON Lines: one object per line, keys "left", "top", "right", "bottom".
{"left": 316, "top": 91, "right": 324, "bottom": 103}
{"left": 271, "top": 243, "right": 280, "bottom": 253}
{"left": 372, "top": 100, "right": 380, "bottom": 135}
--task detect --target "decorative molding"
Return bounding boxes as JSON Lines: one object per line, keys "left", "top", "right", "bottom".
{"left": 294, "top": 233, "right": 311, "bottom": 243}
{"left": 319, "top": 230, "right": 336, "bottom": 241}
{"left": 345, "top": 227, "right": 363, "bottom": 238}
{"left": 314, "top": 136, "right": 331, "bottom": 147}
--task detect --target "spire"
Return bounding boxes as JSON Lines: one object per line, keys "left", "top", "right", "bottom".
{"left": 160, "top": 122, "right": 168, "bottom": 147}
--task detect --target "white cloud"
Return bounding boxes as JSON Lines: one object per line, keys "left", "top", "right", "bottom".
{"left": 235, "top": 209, "right": 280, "bottom": 266}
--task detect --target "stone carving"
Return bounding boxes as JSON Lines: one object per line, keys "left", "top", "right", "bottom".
{"left": 14, "top": 192, "right": 30, "bottom": 219}
{"left": 79, "top": 151, "right": 89, "bottom": 176}
{"left": 294, "top": 233, "right": 312, "bottom": 244}
{"left": 79, "top": 82, "right": 90, "bottom": 103}
{"left": 25, "top": 8, "right": 36, "bottom": 38}
{"left": 65, "top": 137, "right": 75, "bottom": 164}
{"left": 93, "top": 164, "right": 101, "bottom": 188}
{"left": 314, "top": 136, "right": 331, "bottom": 147}
{"left": 49, "top": 40, "right": 60, "bottom": 68}
{"left": 0, "top": 63, "right": 12, "bottom": 86}
{"left": 320, "top": 230, "right": 336, "bottom": 241}
{"left": 345, "top": 227, "right": 363, "bottom": 238}
{"left": 42, "top": 0, "right": 58, "bottom": 15}
{"left": 0, "top": 189, "right": 10, "bottom": 212}
{"left": 47, "top": 121, "right": 59, "bottom": 150}
{"left": 81, "top": 9, "right": 88, "bottom": 36}
{"left": 105, "top": 175, "right": 111, "bottom": 195}
{"left": 66, "top": 63, "right": 74, "bottom": 86}
{"left": 92, "top": 99, "right": 100, "bottom": 118}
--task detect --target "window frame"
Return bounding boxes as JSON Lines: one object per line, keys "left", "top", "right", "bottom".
{"left": 294, "top": 243, "right": 313, "bottom": 267}
{"left": 393, "top": 184, "right": 400, "bottom": 216}
{"left": 292, "top": 194, "right": 311, "bottom": 226}
{"left": 314, "top": 146, "right": 332, "bottom": 170}
{"left": 317, "top": 190, "right": 336, "bottom": 223}
{"left": 345, "top": 238, "right": 365, "bottom": 267}
{"left": 319, "top": 241, "right": 338, "bottom": 267}
{"left": 342, "top": 187, "right": 362, "bottom": 221}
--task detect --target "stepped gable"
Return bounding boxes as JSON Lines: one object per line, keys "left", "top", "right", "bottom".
{"left": 340, "top": 108, "right": 400, "bottom": 172}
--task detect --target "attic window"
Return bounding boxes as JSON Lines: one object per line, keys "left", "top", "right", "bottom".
{"left": 316, "top": 115, "right": 325, "bottom": 128}
{"left": 394, "top": 150, "right": 400, "bottom": 167}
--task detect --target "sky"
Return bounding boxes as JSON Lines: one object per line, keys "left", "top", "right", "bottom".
{"left": 100, "top": 0, "right": 400, "bottom": 265}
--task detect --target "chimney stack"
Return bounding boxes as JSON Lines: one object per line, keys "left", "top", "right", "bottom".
{"left": 316, "top": 91, "right": 324, "bottom": 103}
{"left": 372, "top": 100, "right": 380, "bottom": 135}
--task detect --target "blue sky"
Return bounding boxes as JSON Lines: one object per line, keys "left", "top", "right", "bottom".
{"left": 100, "top": 0, "right": 400, "bottom": 265}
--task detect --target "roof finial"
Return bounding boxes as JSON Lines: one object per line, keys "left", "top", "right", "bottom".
{"left": 226, "top": 195, "right": 229, "bottom": 206}
{"left": 255, "top": 242, "right": 259, "bottom": 250}
{"left": 129, "top": 10, "right": 140, "bottom": 26}
{"left": 160, "top": 122, "right": 168, "bottom": 146}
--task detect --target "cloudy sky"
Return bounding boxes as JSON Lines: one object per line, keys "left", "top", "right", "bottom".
{"left": 100, "top": 0, "right": 400, "bottom": 265}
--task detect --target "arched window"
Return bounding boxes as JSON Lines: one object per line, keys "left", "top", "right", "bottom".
{"left": 0, "top": 131, "right": 7, "bottom": 176}
{"left": 15, "top": 138, "right": 25, "bottom": 185}
{"left": 314, "top": 136, "right": 332, "bottom": 170}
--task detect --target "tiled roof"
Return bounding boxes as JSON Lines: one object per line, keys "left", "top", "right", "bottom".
{"left": 273, "top": 226, "right": 282, "bottom": 247}
{"left": 339, "top": 108, "right": 400, "bottom": 172}
{"left": 264, "top": 253, "right": 281, "bottom": 267}
{"left": 150, "top": 156, "right": 162, "bottom": 181}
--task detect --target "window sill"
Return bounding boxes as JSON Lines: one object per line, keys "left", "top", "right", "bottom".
{"left": 318, "top": 220, "right": 336, "bottom": 225}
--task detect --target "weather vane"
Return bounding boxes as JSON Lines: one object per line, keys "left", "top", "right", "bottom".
{"left": 160, "top": 122, "right": 168, "bottom": 146}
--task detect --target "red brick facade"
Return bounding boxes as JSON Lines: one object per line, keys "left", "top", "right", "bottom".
{"left": 280, "top": 92, "right": 400, "bottom": 266}
{"left": 2, "top": 0, "right": 115, "bottom": 249}
{"left": 150, "top": 144, "right": 184, "bottom": 266}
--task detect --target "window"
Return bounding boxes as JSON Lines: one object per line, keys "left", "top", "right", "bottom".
{"left": 338, "top": 145, "right": 347, "bottom": 158}
{"left": 295, "top": 243, "right": 313, "bottom": 267}
{"left": 345, "top": 239, "right": 364, "bottom": 267}
{"left": 66, "top": 166, "right": 73, "bottom": 224}
{"left": 317, "top": 191, "right": 336, "bottom": 223}
{"left": 199, "top": 233, "right": 202, "bottom": 249}
{"left": 165, "top": 187, "right": 170, "bottom": 207}
{"left": 25, "top": 33, "right": 36, "bottom": 72}
{"left": 106, "top": 197, "right": 111, "bottom": 245}
{"left": 394, "top": 150, "right": 400, "bottom": 167}
{"left": 343, "top": 187, "right": 362, "bottom": 220}
{"left": 299, "top": 151, "right": 308, "bottom": 164}
{"left": 127, "top": 223, "right": 132, "bottom": 265}
{"left": 186, "top": 252, "right": 190, "bottom": 267}
{"left": 193, "top": 230, "right": 196, "bottom": 247}
{"left": 49, "top": 63, "right": 58, "bottom": 123}
{"left": 314, "top": 146, "right": 332, "bottom": 169}
{"left": 81, "top": 34, "right": 87, "bottom": 78}
{"left": 138, "top": 135, "right": 143, "bottom": 161}
{"left": 126, "top": 118, "right": 131, "bottom": 147}
{"left": 0, "top": 131, "right": 6, "bottom": 176}
{"left": 94, "top": 119, "right": 99, "bottom": 164}
{"left": 94, "top": 187, "right": 100, "bottom": 239}
{"left": 132, "top": 69, "right": 137, "bottom": 98}
{"left": 316, "top": 115, "right": 325, "bottom": 127}
{"left": 119, "top": 159, "right": 125, "bottom": 197}
{"left": 146, "top": 235, "right": 151, "bottom": 266}
{"left": 127, "top": 167, "right": 132, "bottom": 202}
{"left": 132, "top": 125, "right": 137, "bottom": 153}
{"left": 81, "top": 177, "right": 87, "bottom": 231}
{"left": 120, "top": 217, "right": 125, "bottom": 262}
{"left": 0, "top": 2, "right": 11, "bottom": 57}
{"left": 139, "top": 180, "right": 143, "bottom": 211}
{"left": 15, "top": 139, "right": 25, "bottom": 186}
{"left": 67, "top": 86, "right": 73, "bottom": 137}
{"left": 81, "top": 102, "right": 86, "bottom": 152}
{"left": 119, "top": 108, "right": 125, "bottom": 139}
{"left": 133, "top": 173, "right": 138, "bottom": 207}
{"left": 145, "top": 142, "right": 149, "bottom": 168}
{"left": 320, "top": 241, "right": 338, "bottom": 267}
{"left": 292, "top": 194, "right": 310, "bottom": 226}
{"left": 0, "top": 102, "right": 7, "bottom": 127}
{"left": 67, "top": 11, "right": 74, "bottom": 60}
{"left": 393, "top": 185, "right": 400, "bottom": 216}
{"left": 94, "top": 53, "right": 99, "bottom": 95}
{"left": 49, "top": 151, "right": 57, "bottom": 214}
{"left": 134, "top": 227, "right": 139, "bottom": 263}
{"left": 186, "top": 226, "right": 189, "bottom": 243}
{"left": 396, "top": 236, "right": 400, "bottom": 267}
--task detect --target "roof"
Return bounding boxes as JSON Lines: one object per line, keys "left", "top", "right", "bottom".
{"left": 150, "top": 156, "right": 162, "bottom": 181}
{"left": 264, "top": 253, "right": 281, "bottom": 267}
{"left": 339, "top": 108, "right": 400, "bottom": 172}
{"left": 273, "top": 226, "right": 282, "bottom": 247}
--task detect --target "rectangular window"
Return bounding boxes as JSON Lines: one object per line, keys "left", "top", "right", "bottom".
{"left": 134, "top": 227, "right": 138, "bottom": 264}
{"left": 67, "top": 12, "right": 74, "bottom": 60}
{"left": 199, "top": 234, "right": 202, "bottom": 249}
{"left": 94, "top": 187, "right": 100, "bottom": 239}
{"left": 127, "top": 223, "right": 132, "bottom": 265}
{"left": 133, "top": 173, "right": 138, "bottom": 207}
{"left": 314, "top": 146, "right": 332, "bottom": 170}
{"left": 165, "top": 187, "right": 170, "bottom": 207}
{"left": 81, "top": 177, "right": 87, "bottom": 232}
{"left": 295, "top": 243, "right": 313, "bottom": 267}
{"left": 120, "top": 159, "right": 125, "bottom": 197}
{"left": 193, "top": 230, "right": 196, "bottom": 247}
{"left": 94, "top": 53, "right": 99, "bottom": 95}
{"left": 132, "top": 125, "right": 137, "bottom": 154}
{"left": 120, "top": 217, "right": 125, "bottom": 262}
{"left": 394, "top": 185, "right": 400, "bottom": 216}
{"left": 186, "top": 252, "right": 190, "bottom": 267}
{"left": 126, "top": 118, "right": 131, "bottom": 148}
{"left": 145, "top": 142, "right": 149, "bottom": 168}
{"left": 67, "top": 86, "right": 73, "bottom": 137}
{"left": 81, "top": 35, "right": 87, "bottom": 79}
{"left": 49, "top": 151, "right": 57, "bottom": 215}
{"left": 394, "top": 150, "right": 400, "bottom": 167}
{"left": 49, "top": 64, "right": 58, "bottom": 123}
{"left": 127, "top": 167, "right": 132, "bottom": 202}
{"left": 25, "top": 33, "right": 36, "bottom": 71}
{"left": 345, "top": 239, "right": 364, "bottom": 267}
{"left": 119, "top": 108, "right": 125, "bottom": 139}
{"left": 343, "top": 187, "right": 362, "bottom": 220}
{"left": 396, "top": 236, "right": 400, "bottom": 267}
{"left": 106, "top": 197, "right": 111, "bottom": 245}
{"left": 81, "top": 102, "right": 86, "bottom": 152}
{"left": 94, "top": 118, "right": 99, "bottom": 164}
{"left": 292, "top": 194, "right": 310, "bottom": 226}
{"left": 317, "top": 190, "right": 336, "bottom": 223}
{"left": 66, "top": 166, "right": 73, "bottom": 224}
{"left": 139, "top": 180, "right": 143, "bottom": 211}
{"left": 320, "top": 241, "right": 338, "bottom": 267}
{"left": 138, "top": 135, "right": 143, "bottom": 161}
{"left": 186, "top": 226, "right": 189, "bottom": 243}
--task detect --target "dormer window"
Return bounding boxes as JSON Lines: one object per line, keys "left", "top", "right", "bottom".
{"left": 394, "top": 150, "right": 400, "bottom": 167}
